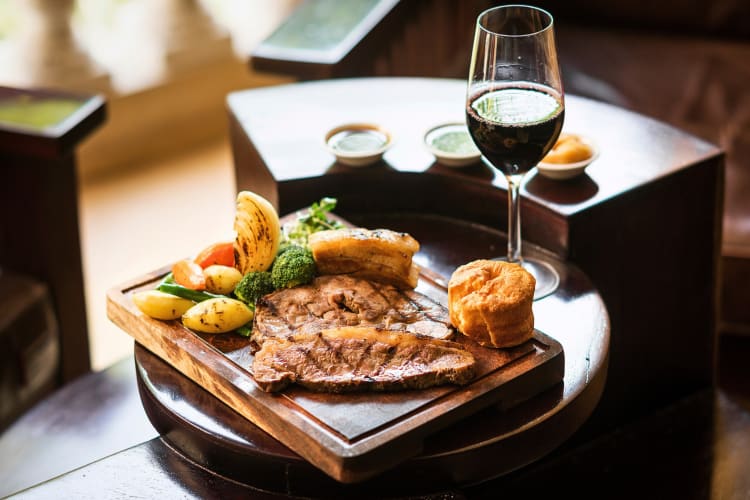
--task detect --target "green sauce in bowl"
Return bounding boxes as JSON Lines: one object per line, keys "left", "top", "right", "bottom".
{"left": 324, "top": 123, "right": 393, "bottom": 167}
{"left": 429, "top": 128, "right": 478, "bottom": 154}
{"left": 424, "top": 123, "right": 481, "bottom": 167}
{"left": 328, "top": 129, "right": 388, "bottom": 153}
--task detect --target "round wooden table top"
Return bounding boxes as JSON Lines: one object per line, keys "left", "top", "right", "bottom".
{"left": 135, "top": 212, "right": 609, "bottom": 498}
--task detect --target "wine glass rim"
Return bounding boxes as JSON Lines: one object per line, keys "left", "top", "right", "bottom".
{"left": 476, "top": 4, "right": 554, "bottom": 38}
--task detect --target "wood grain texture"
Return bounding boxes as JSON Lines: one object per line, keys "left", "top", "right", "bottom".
{"left": 107, "top": 258, "right": 563, "bottom": 482}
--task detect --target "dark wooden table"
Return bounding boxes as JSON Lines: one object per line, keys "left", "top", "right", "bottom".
{"left": 117, "top": 213, "right": 608, "bottom": 494}
{"left": 0, "top": 77, "right": 733, "bottom": 498}
{"left": 228, "top": 77, "right": 724, "bottom": 440}
{"left": 3, "top": 340, "right": 750, "bottom": 499}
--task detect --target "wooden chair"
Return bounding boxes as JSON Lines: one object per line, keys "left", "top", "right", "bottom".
{"left": 250, "top": 0, "right": 490, "bottom": 80}
{"left": 0, "top": 86, "right": 106, "bottom": 430}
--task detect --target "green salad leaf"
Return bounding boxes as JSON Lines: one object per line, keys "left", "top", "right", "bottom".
{"left": 280, "top": 197, "right": 345, "bottom": 249}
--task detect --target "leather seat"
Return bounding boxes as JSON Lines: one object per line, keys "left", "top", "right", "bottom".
{"left": 536, "top": 0, "right": 750, "bottom": 334}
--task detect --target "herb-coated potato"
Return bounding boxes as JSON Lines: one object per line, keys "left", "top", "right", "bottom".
{"left": 182, "top": 297, "right": 253, "bottom": 334}
{"left": 203, "top": 265, "right": 243, "bottom": 295}
{"left": 132, "top": 290, "right": 195, "bottom": 320}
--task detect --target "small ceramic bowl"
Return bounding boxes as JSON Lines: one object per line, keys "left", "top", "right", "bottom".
{"left": 324, "top": 123, "right": 393, "bottom": 167}
{"left": 424, "top": 122, "right": 481, "bottom": 167}
{"left": 537, "top": 134, "right": 599, "bottom": 180}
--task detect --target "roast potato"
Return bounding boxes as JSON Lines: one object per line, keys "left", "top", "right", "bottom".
{"left": 203, "top": 265, "right": 243, "bottom": 295}
{"left": 132, "top": 290, "right": 195, "bottom": 320}
{"left": 182, "top": 297, "right": 253, "bottom": 334}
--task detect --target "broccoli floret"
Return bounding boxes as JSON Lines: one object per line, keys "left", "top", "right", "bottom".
{"left": 234, "top": 271, "right": 274, "bottom": 304}
{"left": 271, "top": 245, "right": 316, "bottom": 289}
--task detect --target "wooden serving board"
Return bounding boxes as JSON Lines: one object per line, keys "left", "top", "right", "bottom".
{"left": 107, "top": 260, "right": 564, "bottom": 484}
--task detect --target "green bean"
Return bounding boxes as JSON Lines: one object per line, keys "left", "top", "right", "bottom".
{"left": 157, "top": 282, "right": 225, "bottom": 303}
{"left": 235, "top": 324, "right": 253, "bottom": 337}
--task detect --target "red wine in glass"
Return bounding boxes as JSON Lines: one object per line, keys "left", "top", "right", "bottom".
{"left": 466, "top": 5, "right": 565, "bottom": 300}
{"left": 467, "top": 84, "right": 564, "bottom": 176}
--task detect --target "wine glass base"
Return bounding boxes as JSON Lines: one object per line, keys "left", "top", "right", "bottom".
{"left": 492, "top": 257, "right": 560, "bottom": 300}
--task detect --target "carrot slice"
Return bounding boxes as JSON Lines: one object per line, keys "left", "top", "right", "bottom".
{"left": 172, "top": 259, "right": 206, "bottom": 290}
{"left": 194, "top": 241, "right": 235, "bottom": 268}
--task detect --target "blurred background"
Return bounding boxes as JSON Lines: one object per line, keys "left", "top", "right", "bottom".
{"left": 0, "top": 0, "right": 301, "bottom": 371}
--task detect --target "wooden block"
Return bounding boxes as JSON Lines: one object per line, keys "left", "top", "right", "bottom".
{"left": 107, "top": 259, "right": 563, "bottom": 483}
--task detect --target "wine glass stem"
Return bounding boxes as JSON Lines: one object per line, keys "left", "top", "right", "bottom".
{"left": 506, "top": 173, "right": 524, "bottom": 263}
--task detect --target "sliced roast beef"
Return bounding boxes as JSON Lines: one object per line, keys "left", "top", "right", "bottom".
{"left": 252, "top": 326, "right": 476, "bottom": 393}
{"left": 251, "top": 275, "right": 454, "bottom": 350}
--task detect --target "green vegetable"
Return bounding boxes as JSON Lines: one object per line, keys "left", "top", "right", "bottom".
{"left": 234, "top": 271, "right": 275, "bottom": 305}
{"left": 235, "top": 324, "right": 253, "bottom": 337}
{"left": 159, "top": 272, "right": 176, "bottom": 286}
{"left": 271, "top": 245, "right": 316, "bottom": 289}
{"left": 156, "top": 282, "right": 225, "bottom": 303}
{"left": 157, "top": 273, "right": 254, "bottom": 338}
{"left": 152, "top": 196, "right": 341, "bottom": 339}
{"left": 280, "top": 197, "right": 345, "bottom": 249}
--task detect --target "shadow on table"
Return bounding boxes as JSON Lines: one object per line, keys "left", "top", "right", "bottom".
{"left": 525, "top": 172, "right": 599, "bottom": 205}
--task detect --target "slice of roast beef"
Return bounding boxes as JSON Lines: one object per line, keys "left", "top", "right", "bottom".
{"left": 252, "top": 326, "right": 476, "bottom": 393}
{"left": 251, "top": 275, "right": 453, "bottom": 350}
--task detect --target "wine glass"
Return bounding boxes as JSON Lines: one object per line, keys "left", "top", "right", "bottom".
{"left": 466, "top": 4, "right": 564, "bottom": 300}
